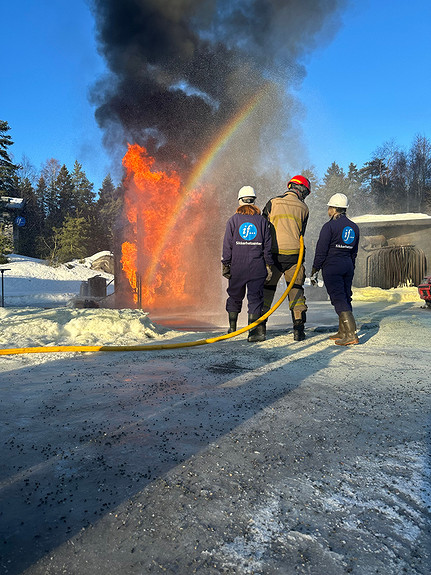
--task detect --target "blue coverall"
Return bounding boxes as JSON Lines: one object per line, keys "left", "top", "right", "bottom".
{"left": 222, "top": 213, "right": 273, "bottom": 315}
{"left": 313, "top": 214, "right": 360, "bottom": 314}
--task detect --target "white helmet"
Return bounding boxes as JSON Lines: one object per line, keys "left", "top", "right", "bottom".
{"left": 238, "top": 185, "right": 256, "bottom": 200}
{"left": 327, "top": 193, "right": 349, "bottom": 208}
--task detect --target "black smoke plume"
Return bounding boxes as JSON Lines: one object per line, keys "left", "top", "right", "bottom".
{"left": 89, "top": 0, "right": 346, "bottom": 189}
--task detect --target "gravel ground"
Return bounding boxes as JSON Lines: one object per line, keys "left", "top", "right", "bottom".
{"left": 1, "top": 301, "right": 430, "bottom": 574}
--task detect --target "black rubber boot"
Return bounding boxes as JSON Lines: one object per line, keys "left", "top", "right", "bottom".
{"left": 292, "top": 311, "right": 306, "bottom": 341}
{"left": 227, "top": 311, "right": 238, "bottom": 334}
{"left": 329, "top": 315, "right": 344, "bottom": 340}
{"left": 247, "top": 313, "right": 266, "bottom": 342}
{"left": 335, "top": 311, "right": 359, "bottom": 345}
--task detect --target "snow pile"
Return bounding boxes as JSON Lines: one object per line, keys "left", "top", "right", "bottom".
{"left": 0, "top": 252, "right": 173, "bottom": 347}
{"left": 353, "top": 212, "right": 431, "bottom": 223}
{"left": 0, "top": 307, "right": 170, "bottom": 348}
{"left": 309, "top": 283, "right": 420, "bottom": 304}
{"left": 66, "top": 251, "right": 113, "bottom": 269}
{"left": 0, "top": 252, "right": 114, "bottom": 307}
{"left": 352, "top": 285, "right": 419, "bottom": 303}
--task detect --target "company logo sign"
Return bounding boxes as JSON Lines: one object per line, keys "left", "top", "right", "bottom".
{"left": 14, "top": 216, "right": 26, "bottom": 227}
{"left": 342, "top": 226, "right": 356, "bottom": 245}
{"left": 239, "top": 222, "right": 257, "bottom": 241}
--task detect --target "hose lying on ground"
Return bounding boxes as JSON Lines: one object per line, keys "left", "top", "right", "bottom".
{"left": 0, "top": 237, "right": 304, "bottom": 355}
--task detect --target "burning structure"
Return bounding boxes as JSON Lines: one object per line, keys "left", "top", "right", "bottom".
{"left": 351, "top": 213, "right": 431, "bottom": 289}
{"left": 88, "top": 0, "right": 347, "bottom": 319}
{"left": 114, "top": 143, "right": 220, "bottom": 316}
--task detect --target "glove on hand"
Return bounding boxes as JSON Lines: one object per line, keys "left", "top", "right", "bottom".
{"left": 310, "top": 267, "right": 319, "bottom": 286}
{"left": 222, "top": 264, "right": 231, "bottom": 279}
{"left": 265, "top": 265, "right": 273, "bottom": 284}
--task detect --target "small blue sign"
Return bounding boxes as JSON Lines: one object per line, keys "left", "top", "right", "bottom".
{"left": 342, "top": 226, "right": 355, "bottom": 244}
{"left": 14, "top": 216, "right": 26, "bottom": 227}
{"left": 239, "top": 222, "right": 257, "bottom": 241}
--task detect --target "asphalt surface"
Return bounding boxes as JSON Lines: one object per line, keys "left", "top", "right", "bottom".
{"left": 1, "top": 301, "right": 430, "bottom": 574}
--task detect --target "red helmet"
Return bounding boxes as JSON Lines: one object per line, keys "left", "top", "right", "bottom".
{"left": 288, "top": 175, "right": 311, "bottom": 191}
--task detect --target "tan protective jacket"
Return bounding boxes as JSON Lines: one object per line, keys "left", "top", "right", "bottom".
{"left": 262, "top": 191, "right": 309, "bottom": 256}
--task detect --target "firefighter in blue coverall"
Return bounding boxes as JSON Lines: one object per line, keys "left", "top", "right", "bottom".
{"left": 222, "top": 186, "right": 273, "bottom": 342}
{"left": 311, "top": 193, "right": 360, "bottom": 346}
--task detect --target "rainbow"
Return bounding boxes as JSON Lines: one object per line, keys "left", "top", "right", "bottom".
{"left": 143, "top": 83, "right": 273, "bottom": 285}
{"left": 185, "top": 83, "right": 273, "bottom": 192}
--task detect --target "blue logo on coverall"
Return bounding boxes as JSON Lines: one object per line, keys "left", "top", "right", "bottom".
{"left": 342, "top": 226, "right": 356, "bottom": 244}
{"left": 239, "top": 222, "right": 257, "bottom": 240}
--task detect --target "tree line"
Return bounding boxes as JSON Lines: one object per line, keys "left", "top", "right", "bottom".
{"left": 0, "top": 120, "right": 122, "bottom": 263}
{"left": 304, "top": 135, "right": 431, "bottom": 230}
{"left": 1, "top": 119, "right": 431, "bottom": 263}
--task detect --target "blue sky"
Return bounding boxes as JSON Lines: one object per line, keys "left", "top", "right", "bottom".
{"left": 298, "top": 0, "right": 431, "bottom": 177}
{"left": 2, "top": 0, "right": 431, "bottom": 193}
{"left": 2, "top": 0, "right": 112, "bottom": 191}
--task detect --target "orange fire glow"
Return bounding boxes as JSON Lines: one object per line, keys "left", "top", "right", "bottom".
{"left": 120, "top": 144, "right": 207, "bottom": 311}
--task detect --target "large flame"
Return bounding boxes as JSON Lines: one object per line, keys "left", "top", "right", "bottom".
{"left": 120, "top": 144, "right": 208, "bottom": 312}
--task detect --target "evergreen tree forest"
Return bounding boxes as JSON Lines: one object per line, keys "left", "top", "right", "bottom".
{"left": 1, "top": 119, "right": 431, "bottom": 263}
{"left": 0, "top": 121, "right": 123, "bottom": 263}
{"left": 305, "top": 136, "right": 431, "bottom": 232}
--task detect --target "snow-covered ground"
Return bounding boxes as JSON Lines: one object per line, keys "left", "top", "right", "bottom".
{"left": 0, "top": 252, "right": 423, "bottom": 348}
{"left": 0, "top": 253, "right": 430, "bottom": 574}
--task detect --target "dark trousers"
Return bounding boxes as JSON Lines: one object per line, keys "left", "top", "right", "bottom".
{"left": 322, "top": 262, "right": 354, "bottom": 314}
{"left": 226, "top": 275, "right": 265, "bottom": 315}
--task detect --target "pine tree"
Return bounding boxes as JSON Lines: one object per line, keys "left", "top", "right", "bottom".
{"left": 364, "top": 140, "right": 405, "bottom": 213}
{"left": 95, "top": 174, "right": 123, "bottom": 251}
{"left": 316, "top": 162, "right": 350, "bottom": 208}
{"left": 295, "top": 167, "right": 323, "bottom": 273}
{"left": 0, "top": 231, "right": 13, "bottom": 263}
{"left": 347, "top": 163, "right": 360, "bottom": 184}
{"left": 0, "top": 120, "right": 19, "bottom": 195}
{"left": 323, "top": 162, "right": 344, "bottom": 182}
{"left": 17, "top": 177, "right": 45, "bottom": 257}
{"left": 391, "top": 151, "right": 409, "bottom": 212}
{"left": 56, "top": 165, "right": 75, "bottom": 224}
{"left": 54, "top": 215, "right": 91, "bottom": 263}
{"left": 34, "top": 175, "right": 47, "bottom": 221}
{"left": 41, "top": 158, "right": 61, "bottom": 224}
{"left": 359, "top": 158, "right": 390, "bottom": 213}
{"left": 71, "top": 161, "right": 96, "bottom": 219}
{"left": 408, "top": 134, "right": 431, "bottom": 212}
{"left": 346, "top": 163, "right": 369, "bottom": 215}
{"left": 299, "top": 167, "right": 319, "bottom": 194}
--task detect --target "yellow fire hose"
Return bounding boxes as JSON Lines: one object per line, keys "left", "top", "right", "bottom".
{"left": 0, "top": 237, "right": 304, "bottom": 356}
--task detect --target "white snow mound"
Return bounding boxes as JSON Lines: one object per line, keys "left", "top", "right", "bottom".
{"left": 0, "top": 307, "right": 169, "bottom": 348}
